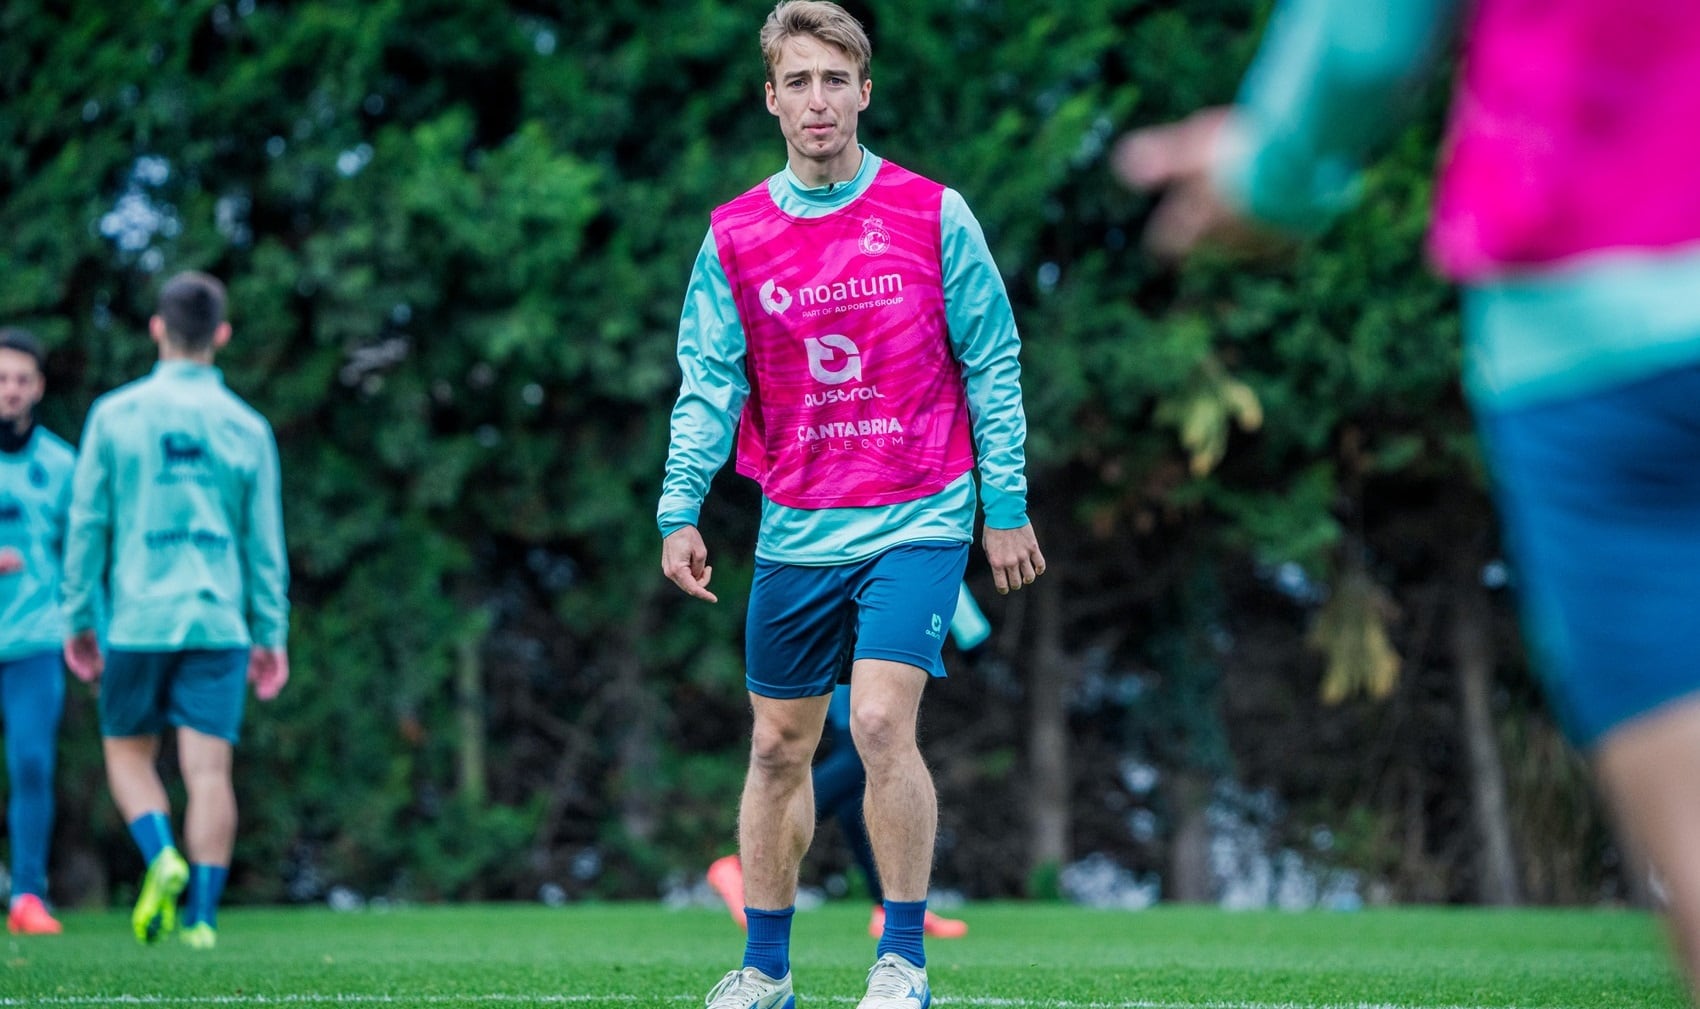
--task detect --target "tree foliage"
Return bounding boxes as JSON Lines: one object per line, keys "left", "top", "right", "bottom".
{"left": 1, "top": 0, "right": 1614, "bottom": 908}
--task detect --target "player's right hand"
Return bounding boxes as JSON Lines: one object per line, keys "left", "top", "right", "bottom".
{"left": 661, "top": 526, "right": 718, "bottom": 603}
{"left": 0, "top": 546, "right": 23, "bottom": 576}
{"left": 1112, "top": 107, "right": 1284, "bottom": 262}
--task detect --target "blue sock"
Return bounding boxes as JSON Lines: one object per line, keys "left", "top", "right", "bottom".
{"left": 742, "top": 906, "right": 794, "bottom": 980}
{"left": 185, "top": 864, "right": 229, "bottom": 928}
{"left": 876, "top": 899, "right": 926, "bottom": 967}
{"left": 127, "top": 811, "right": 176, "bottom": 866}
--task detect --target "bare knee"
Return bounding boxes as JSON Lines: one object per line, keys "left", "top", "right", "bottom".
{"left": 748, "top": 719, "right": 816, "bottom": 780}
{"left": 177, "top": 732, "right": 234, "bottom": 797}
{"left": 849, "top": 701, "right": 915, "bottom": 765}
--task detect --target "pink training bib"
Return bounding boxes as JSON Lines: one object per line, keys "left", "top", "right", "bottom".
{"left": 713, "top": 161, "right": 975, "bottom": 509}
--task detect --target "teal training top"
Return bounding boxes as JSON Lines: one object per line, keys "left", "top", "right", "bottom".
{"left": 0, "top": 425, "right": 76, "bottom": 660}
{"left": 658, "top": 148, "right": 1031, "bottom": 564}
{"left": 1217, "top": 0, "right": 1700, "bottom": 410}
{"left": 62, "top": 361, "right": 290, "bottom": 650}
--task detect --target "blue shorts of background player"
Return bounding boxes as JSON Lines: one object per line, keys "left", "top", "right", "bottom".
{"left": 99, "top": 648, "right": 250, "bottom": 743}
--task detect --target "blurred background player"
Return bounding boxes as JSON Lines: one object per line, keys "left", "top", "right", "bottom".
{"left": 62, "top": 272, "right": 290, "bottom": 950}
{"left": 706, "top": 583, "right": 989, "bottom": 939}
{"left": 1114, "top": 0, "right": 1700, "bottom": 995}
{"left": 0, "top": 327, "right": 75, "bottom": 935}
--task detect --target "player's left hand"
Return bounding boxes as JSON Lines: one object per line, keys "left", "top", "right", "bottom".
{"left": 249, "top": 646, "right": 289, "bottom": 701}
{"left": 0, "top": 546, "right": 23, "bottom": 576}
{"left": 64, "top": 630, "right": 103, "bottom": 684}
{"left": 982, "top": 523, "right": 1046, "bottom": 595}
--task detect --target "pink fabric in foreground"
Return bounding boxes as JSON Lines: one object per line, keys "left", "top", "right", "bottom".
{"left": 1429, "top": 0, "right": 1700, "bottom": 279}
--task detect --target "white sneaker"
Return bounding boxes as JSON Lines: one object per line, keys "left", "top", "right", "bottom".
{"left": 856, "top": 952, "right": 930, "bottom": 1009}
{"left": 704, "top": 966, "right": 794, "bottom": 1009}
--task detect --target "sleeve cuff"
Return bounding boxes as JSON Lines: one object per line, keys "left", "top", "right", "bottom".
{"left": 980, "top": 485, "right": 1029, "bottom": 530}
{"left": 657, "top": 498, "right": 702, "bottom": 537}
{"left": 1211, "top": 113, "right": 1359, "bottom": 236}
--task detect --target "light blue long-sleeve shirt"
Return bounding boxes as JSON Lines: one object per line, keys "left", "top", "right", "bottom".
{"left": 658, "top": 148, "right": 1031, "bottom": 564}
{"left": 0, "top": 425, "right": 75, "bottom": 660}
{"left": 62, "top": 361, "right": 289, "bottom": 650}
{"left": 1217, "top": 0, "right": 1700, "bottom": 410}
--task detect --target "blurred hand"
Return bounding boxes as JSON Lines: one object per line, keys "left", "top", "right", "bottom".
{"left": 249, "top": 646, "right": 289, "bottom": 701}
{"left": 983, "top": 523, "right": 1046, "bottom": 595}
{"left": 64, "top": 630, "right": 103, "bottom": 684}
{"left": 0, "top": 546, "right": 22, "bottom": 575}
{"left": 1113, "top": 107, "right": 1283, "bottom": 261}
{"left": 661, "top": 525, "right": 718, "bottom": 603}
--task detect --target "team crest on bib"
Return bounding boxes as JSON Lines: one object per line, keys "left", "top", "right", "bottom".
{"left": 859, "top": 216, "right": 891, "bottom": 256}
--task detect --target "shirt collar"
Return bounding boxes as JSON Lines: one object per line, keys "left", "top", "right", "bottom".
{"left": 0, "top": 420, "right": 33, "bottom": 456}
{"left": 153, "top": 359, "right": 223, "bottom": 381}
{"left": 779, "top": 146, "right": 880, "bottom": 205}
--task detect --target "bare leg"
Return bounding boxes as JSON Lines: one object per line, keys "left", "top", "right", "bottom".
{"left": 850, "top": 660, "right": 933, "bottom": 902}
{"left": 1594, "top": 695, "right": 1700, "bottom": 999}
{"left": 177, "top": 727, "right": 237, "bottom": 866}
{"left": 104, "top": 736, "right": 170, "bottom": 823}
{"left": 739, "top": 693, "right": 831, "bottom": 910}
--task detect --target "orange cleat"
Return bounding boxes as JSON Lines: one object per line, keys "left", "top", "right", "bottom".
{"left": 868, "top": 905, "right": 968, "bottom": 939}
{"left": 706, "top": 855, "right": 748, "bottom": 929}
{"left": 7, "top": 894, "right": 63, "bottom": 935}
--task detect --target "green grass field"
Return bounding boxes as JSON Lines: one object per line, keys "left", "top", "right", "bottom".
{"left": 0, "top": 902, "right": 1685, "bottom": 1008}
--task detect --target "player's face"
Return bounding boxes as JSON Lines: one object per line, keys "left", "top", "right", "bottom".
{"left": 765, "top": 35, "right": 870, "bottom": 184}
{"left": 0, "top": 348, "right": 44, "bottom": 430}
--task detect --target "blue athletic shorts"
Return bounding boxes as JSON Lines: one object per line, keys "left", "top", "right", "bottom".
{"left": 745, "top": 541, "right": 971, "bottom": 699}
{"left": 99, "top": 648, "right": 251, "bottom": 743}
{"left": 1476, "top": 363, "right": 1700, "bottom": 750}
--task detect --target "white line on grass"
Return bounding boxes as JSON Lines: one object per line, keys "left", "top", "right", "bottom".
{"left": 0, "top": 995, "right": 1580, "bottom": 1009}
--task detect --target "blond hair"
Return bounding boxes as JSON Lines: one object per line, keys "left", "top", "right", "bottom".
{"left": 760, "top": 1, "right": 871, "bottom": 84}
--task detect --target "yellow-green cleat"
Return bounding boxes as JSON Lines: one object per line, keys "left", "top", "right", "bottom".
{"left": 180, "top": 922, "right": 217, "bottom": 950}
{"left": 132, "top": 847, "right": 189, "bottom": 944}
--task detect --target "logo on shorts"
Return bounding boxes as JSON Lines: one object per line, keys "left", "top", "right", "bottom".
{"left": 926, "top": 613, "right": 943, "bottom": 640}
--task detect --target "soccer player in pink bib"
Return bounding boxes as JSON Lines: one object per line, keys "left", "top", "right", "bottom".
{"left": 658, "top": 4, "right": 1043, "bottom": 1008}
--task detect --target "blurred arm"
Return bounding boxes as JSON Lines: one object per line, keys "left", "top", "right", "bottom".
{"left": 1117, "top": 0, "right": 1462, "bottom": 257}
{"left": 243, "top": 424, "right": 290, "bottom": 650}
{"left": 1214, "top": 0, "right": 1463, "bottom": 232}
{"left": 60, "top": 408, "right": 111, "bottom": 635}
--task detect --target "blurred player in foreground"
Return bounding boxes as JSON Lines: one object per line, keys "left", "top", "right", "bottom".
{"left": 1114, "top": 0, "right": 1700, "bottom": 994}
